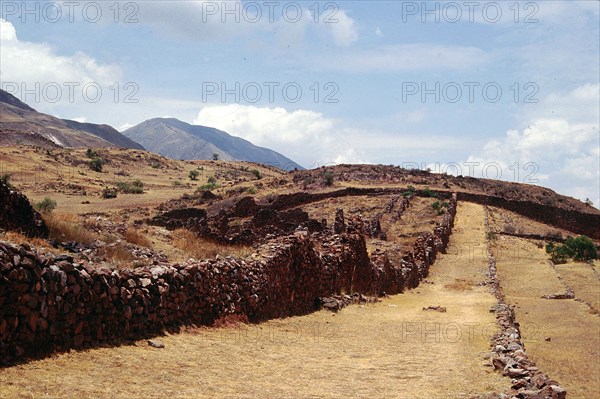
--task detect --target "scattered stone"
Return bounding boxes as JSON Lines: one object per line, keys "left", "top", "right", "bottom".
{"left": 147, "top": 339, "right": 165, "bottom": 349}
{"left": 422, "top": 305, "right": 446, "bottom": 312}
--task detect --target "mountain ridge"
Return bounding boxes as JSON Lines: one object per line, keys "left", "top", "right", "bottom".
{"left": 123, "top": 117, "right": 303, "bottom": 171}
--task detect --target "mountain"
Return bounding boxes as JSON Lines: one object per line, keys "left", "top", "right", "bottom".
{"left": 123, "top": 118, "right": 303, "bottom": 170}
{"left": 0, "top": 89, "right": 144, "bottom": 150}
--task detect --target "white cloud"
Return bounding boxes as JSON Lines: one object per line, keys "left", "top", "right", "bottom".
{"left": 329, "top": 10, "right": 358, "bottom": 46}
{"left": 467, "top": 84, "right": 600, "bottom": 205}
{"left": 136, "top": 1, "right": 358, "bottom": 48}
{"left": 0, "top": 19, "right": 121, "bottom": 103}
{"left": 194, "top": 104, "right": 465, "bottom": 167}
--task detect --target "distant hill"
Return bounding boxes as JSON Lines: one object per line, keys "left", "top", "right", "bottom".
{"left": 123, "top": 118, "right": 303, "bottom": 170}
{"left": 0, "top": 89, "right": 144, "bottom": 150}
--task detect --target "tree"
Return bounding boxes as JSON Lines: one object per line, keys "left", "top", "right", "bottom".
{"left": 189, "top": 169, "right": 200, "bottom": 180}
{"left": 584, "top": 198, "right": 594, "bottom": 206}
{"left": 212, "top": 153, "right": 220, "bottom": 161}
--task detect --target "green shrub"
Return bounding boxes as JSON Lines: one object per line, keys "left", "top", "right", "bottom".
{"left": 403, "top": 185, "right": 416, "bottom": 197}
{"left": 116, "top": 180, "right": 144, "bottom": 194}
{"left": 250, "top": 169, "right": 262, "bottom": 180}
{"left": 86, "top": 148, "right": 98, "bottom": 159}
{"left": 323, "top": 171, "right": 334, "bottom": 186}
{"left": 421, "top": 188, "right": 438, "bottom": 198}
{"left": 546, "top": 235, "right": 597, "bottom": 263}
{"left": 189, "top": 169, "right": 200, "bottom": 180}
{"left": 35, "top": 197, "right": 57, "bottom": 214}
{"left": 102, "top": 187, "right": 118, "bottom": 199}
{"left": 173, "top": 180, "right": 182, "bottom": 187}
{"left": 89, "top": 157, "right": 105, "bottom": 172}
{"left": 208, "top": 176, "right": 217, "bottom": 184}
{"left": 246, "top": 186, "right": 257, "bottom": 194}
{"left": 150, "top": 162, "right": 161, "bottom": 169}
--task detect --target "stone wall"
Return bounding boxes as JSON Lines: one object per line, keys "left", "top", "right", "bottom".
{"left": 458, "top": 192, "right": 600, "bottom": 240}
{"left": 0, "top": 196, "right": 456, "bottom": 365}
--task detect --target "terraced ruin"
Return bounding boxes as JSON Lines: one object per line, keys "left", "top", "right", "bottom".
{"left": 1, "top": 149, "right": 599, "bottom": 398}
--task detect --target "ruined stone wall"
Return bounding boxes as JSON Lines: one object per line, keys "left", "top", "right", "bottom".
{"left": 0, "top": 182, "right": 47, "bottom": 238}
{"left": 457, "top": 192, "right": 600, "bottom": 240}
{"left": 0, "top": 195, "right": 457, "bottom": 365}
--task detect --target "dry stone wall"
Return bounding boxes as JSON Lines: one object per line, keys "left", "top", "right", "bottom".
{"left": 1, "top": 195, "right": 456, "bottom": 365}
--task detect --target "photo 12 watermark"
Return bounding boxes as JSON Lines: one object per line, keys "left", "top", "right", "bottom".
{"left": 398, "top": 1, "right": 539, "bottom": 24}
{"left": 1, "top": 81, "right": 140, "bottom": 104}
{"left": 0, "top": 1, "right": 140, "bottom": 23}
{"left": 201, "top": 81, "right": 340, "bottom": 104}
{"left": 401, "top": 82, "right": 539, "bottom": 104}
{"left": 198, "top": 1, "right": 342, "bottom": 24}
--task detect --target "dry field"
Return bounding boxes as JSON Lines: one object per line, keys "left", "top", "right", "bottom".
{"left": 0, "top": 202, "right": 509, "bottom": 399}
{"left": 493, "top": 236, "right": 600, "bottom": 399}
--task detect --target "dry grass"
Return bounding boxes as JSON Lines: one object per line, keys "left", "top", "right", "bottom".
{"left": 444, "top": 278, "right": 475, "bottom": 291}
{"left": 0, "top": 202, "right": 509, "bottom": 399}
{"left": 96, "top": 243, "right": 136, "bottom": 267}
{"left": 43, "top": 212, "right": 99, "bottom": 244}
{"left": 171, "top": 229, "right": 253, "bottom": 260}
{"left": 0, "top": 231, "right": 57, "bottom": 254}
{"left": 555, "top": 261, "right": 600, "bottom": 312}
{"left": 493, "top": 236, "right": 600, "bottom": 398}
{"left": 123, "top": 227, "right": 152, "bottom": 248}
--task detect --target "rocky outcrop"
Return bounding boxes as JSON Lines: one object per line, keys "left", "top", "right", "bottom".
{"left": 0, "top": 181, "right": 47, "bottom": 238}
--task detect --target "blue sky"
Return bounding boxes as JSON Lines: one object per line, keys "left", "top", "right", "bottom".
{"left": 1, "top": 1, "right": 599, "bottom": 205}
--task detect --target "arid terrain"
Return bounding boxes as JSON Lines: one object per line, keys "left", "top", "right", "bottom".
{"left": 1, "top": 146, "right": 599, "bottom": 399}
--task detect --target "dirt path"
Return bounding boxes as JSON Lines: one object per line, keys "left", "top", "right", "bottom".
{"left": 0, "top": 202, "right": 508, "bottom": 399}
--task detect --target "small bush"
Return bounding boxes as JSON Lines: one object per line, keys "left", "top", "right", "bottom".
{"left": 546, "top": 235, "right": 598, "bottom": 263}
{"left": 250, "top": 169, "right": 262, "bottom": 180}
{"left": 189, "top": 169, "right": 200, "bottom": 180}
{"left": 86, "top": 148, "right": 98, "bottom": 159}
{"left": 35, "top": 197, "right": 57, "bottom": 214}
{"left": 150, "top": 162, "right": 161, "bottom": 169}
{"left": 403, "top": 185, "right": 416, "bottom": 197}
{"left": 246, "top": 186, "right": 257, "bottom": 194}
{"left": 208, "top": 176, "right": 217, "bottom": 184}
{"left": 89, "top": 157, "right": 105, "bottom": 172}
{"left": 421, "top": 188, "right": 438, "bottom": 198}
{"left": 173, "top": 180, "right": 182, "bottom": 187}
{"left": 323, "top": 171, "right": 334, "bottom": 186}
{"left": 116, "top": 180, "right": 144, "bottom": 194}
{"left": 102, "top": 187, "right": 118, "bottom": 199}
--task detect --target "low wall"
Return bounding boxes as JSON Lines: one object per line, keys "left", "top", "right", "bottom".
{"left": 1, "top": 196, "right": 456, "bottom": 365}
{"left": 457, "top": 192, "right": 600, "bottom": 240}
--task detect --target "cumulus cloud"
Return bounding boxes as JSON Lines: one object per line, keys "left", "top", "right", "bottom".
{"left": 329, "top": 10, "right": 358, "bottom": 46}
{"left": 136, "top": 1, "right": 358, "bottom": 48}
{"left": 0, "top": 19, "right": 121, "bottom": 102}
{"left": 466, "top": 84, "right": 600, "bottom": 205}
{"left": 194, "top": 104, "right": 466, "bottom": 168}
